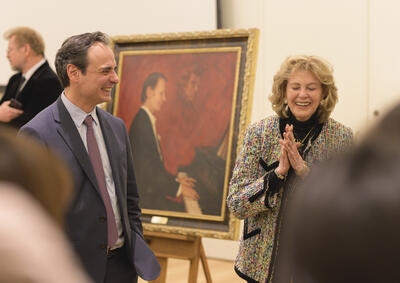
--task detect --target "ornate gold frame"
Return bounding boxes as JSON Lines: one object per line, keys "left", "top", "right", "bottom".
{"left": 110, "top": 28, "right": 259, "bottom": 240}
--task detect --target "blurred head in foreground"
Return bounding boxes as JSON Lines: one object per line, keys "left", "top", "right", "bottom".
{"left": 0, "top": 126, "right": 72, "bottom": 226}
{"left": 0, "top": 126, "right": 91, "bottom": 282}
{"left": 285, "top": 103, "right": 400, "bottom": 283}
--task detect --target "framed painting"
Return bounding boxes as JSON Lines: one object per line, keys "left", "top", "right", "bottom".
{"left": 110, "top": 29, "right": 259, "bottom": 239}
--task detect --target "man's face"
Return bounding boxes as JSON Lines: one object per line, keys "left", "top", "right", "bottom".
{"left": 182, "top": 73, "right": 200, "bottom": 102}
{"left": 6, "top": 35, "right": 27, "bottom": 72}
{"left": 76, "top": 42, "right": 119, "bottom": 108}
{"left": 147, "top": 78, "right": 166, "bottom": 114}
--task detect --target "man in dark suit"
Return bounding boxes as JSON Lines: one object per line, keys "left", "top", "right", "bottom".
{"left": 0, "top": 27, "right": 62, "bottom": 128}
{"left": 129, "top": 72, "right": 198, "bottom": 212}
{"left": 19, "top": 32, "right": 159, "bottom": 283}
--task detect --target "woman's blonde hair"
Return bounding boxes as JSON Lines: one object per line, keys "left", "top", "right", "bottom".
{"left": 269, "top": 55, "right": 338, "bottom": 123}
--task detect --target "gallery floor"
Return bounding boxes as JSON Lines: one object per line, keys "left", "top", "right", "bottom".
{"left": 138, "top": 258, "right": 243, "bottom": 283}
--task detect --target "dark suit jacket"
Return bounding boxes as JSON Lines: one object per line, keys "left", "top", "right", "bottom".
{"left": 1, "top": 61, "right": 62, "bottom": 129}
{"left": 129, "top": 108, "right": 184, "bottom": 212}
{"left": 19, "top": 98, "right": 157, "bottom": 283}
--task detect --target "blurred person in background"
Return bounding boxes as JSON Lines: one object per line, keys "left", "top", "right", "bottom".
{"left": 0, "top": 26, "right": 62, "bottom": 128}
{"left": 0, "top": 126, "right": 91, "bottom": 282}
{"left": 227, "top": 55, "right": 353, "bottom": 282}
{"left": 282, "top": 102, "right": 400, "bottom": 283}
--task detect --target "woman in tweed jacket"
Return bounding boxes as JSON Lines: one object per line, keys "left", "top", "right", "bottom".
{"left": 227, "top": 55, "right": 353, "bottom": 283}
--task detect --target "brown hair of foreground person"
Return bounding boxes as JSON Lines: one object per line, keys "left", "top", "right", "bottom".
{"left": 0, "top": 126, "right": 72, "bottom": 226}
{"left": 283, "top": 103, "right": 400, "bottom": 283}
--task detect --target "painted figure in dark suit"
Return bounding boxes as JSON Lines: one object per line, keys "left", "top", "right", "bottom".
{"left": 0, "top": 27, "right": 62, "bottom": 128}
{"left": 19, "top": 32, "right": 159, "bottom": 283}
{"left": 129, "top": 72, "right": 198, "bottom": 212}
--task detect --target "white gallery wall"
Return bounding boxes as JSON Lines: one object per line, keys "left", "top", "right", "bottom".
{"left": 221, "top": 0, "right": 400, "bottom": 134}
{"left": 369, "top": 1, "right": 400, "bottom": 122}
{"left": 0, "top": 0, "right": 217, "bottom": 83}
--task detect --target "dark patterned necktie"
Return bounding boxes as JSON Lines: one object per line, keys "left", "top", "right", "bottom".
{"left": 15, "top": 76, "right": 26, "bottom": 99}
{"left": 84, "top": 115, "right": 118, "bottom": 247}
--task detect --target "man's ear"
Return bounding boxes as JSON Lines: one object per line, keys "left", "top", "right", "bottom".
{"left": 146, "top": 86, "right": 154, "bottom": 99}
{"left": 67, "top": 64, "right": 80, "bottom": 83}
{"left": 21, "top": 44, "right": 30, "bottom": 57}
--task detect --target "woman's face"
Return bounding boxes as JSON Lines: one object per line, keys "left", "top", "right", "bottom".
{"left": 286, "top": 69, "right": 323, "bottom": 121}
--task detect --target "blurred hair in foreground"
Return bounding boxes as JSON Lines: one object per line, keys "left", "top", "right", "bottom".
{"left": 281, "top": 103, "right": 400, "bottom": 283}
{"left": 0, "top": 126, "right": 91, "bottom": 282}
{"left": 0, "top": 126, "right": 73, "bottom": 226}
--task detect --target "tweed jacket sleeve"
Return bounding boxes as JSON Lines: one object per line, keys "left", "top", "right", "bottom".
{"left": 227, "top": 118, "right": 282, "bottom": 219}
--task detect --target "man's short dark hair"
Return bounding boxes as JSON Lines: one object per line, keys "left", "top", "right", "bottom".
{"left": 140, "top": 73, "right": 167, "bottom": 103}
{"left": 55, "top": 31, "right": 110, "bottom": 88}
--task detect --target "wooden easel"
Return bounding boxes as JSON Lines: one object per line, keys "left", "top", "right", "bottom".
{"left": 144, "top": 231, "right": 212, "bottom": 283}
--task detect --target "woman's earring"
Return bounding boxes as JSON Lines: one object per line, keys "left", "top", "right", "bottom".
{"left": 285, "top": 104, "right": 289, "bottom": 113}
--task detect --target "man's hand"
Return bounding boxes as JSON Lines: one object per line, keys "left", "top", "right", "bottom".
{"left": 181, "top": 185, "right": 200, "bottom": 201}
{"left": 176, "top": 175, "right": 197, "bottom": 187}
{"left": 0, "top": 101, "right": 23, "bottom": 122}
{"left": 176, "top": 174, "right": 199, "bottom": 200}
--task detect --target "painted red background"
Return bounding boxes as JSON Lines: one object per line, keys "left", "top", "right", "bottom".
{"left": 116, "top": 51, "right": 238, "bottom": 175}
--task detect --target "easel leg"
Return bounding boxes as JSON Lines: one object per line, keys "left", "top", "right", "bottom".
{"left": 187, "top": 237, "right": 200, "bottom": 283}
{"left": 200, "top": 242, "right": 212, "bottom": 283}
{"left": 145, "top": 232, "right": 213, "bottom": 283}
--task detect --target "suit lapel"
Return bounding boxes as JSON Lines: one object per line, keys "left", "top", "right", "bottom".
{"left": 18, "top": 61, "right": 48, "bottom": 99}
{"left": 6, "top": 73, "right": 22, "bottom": 100}
{"left": 97, "top": 110, "right": 122, "bottom": 197}
{"left": 54, "top": 98, "right": 100, "bottom": 193}
{"left": 97, "top": 109, "right": 131, "bottom": 222}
